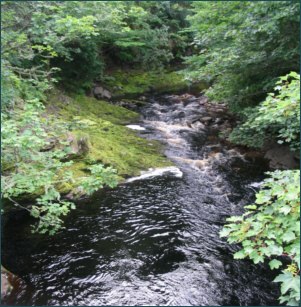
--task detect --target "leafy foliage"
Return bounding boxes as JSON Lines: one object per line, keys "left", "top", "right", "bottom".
{"left": 230, "top": 72, "right": 300, "bottom": 151}
{"left": 2, "top": 1, "right": 194, "bottom": 94}
{"left": 182, "top": 1, "right": 300, "bottom": 110}
{"left": 1, "top": 1, "right": 100, "bottom": 94}
{"left": 1, "top": 62, "right": 21, "bottom": 109}
{"left": 220, "top": 170, "right": 300, "bottom": 305}
{"left": 79, "top": 164, "right": 118, "bottom": 194}
{"left": 101, "top": 1, "right": 193, "bottom": 71}
{"left": 1, "top": 100, "right": 118, "bottom": 235}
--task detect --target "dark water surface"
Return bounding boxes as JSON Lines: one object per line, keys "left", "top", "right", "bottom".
{"left": 1, "top": 92, "right": 281, "bottom": 306}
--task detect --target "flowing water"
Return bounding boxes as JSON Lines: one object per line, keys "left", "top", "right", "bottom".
{"left": 1, "top": 92, "right": 281, "bottom": 306}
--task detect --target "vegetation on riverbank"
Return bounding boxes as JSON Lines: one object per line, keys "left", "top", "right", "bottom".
{"left": 1, "top": 79, "right": 174, "bottom": 234}
{"left": 47, "top": 91, "right": 172, "bottom": 182}
{"left": 220, "top": 73, "right": 300, "bottom": 306}
{"left": 2, "top": 1, "right": 189, "bottom": 234}
{"left": 182, "top": 1, "right": 300, "bottom": 111}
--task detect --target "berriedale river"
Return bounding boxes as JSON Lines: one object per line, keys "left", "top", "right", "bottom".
{"left": 1, "top": 91, "right": 281, "bottom": 306}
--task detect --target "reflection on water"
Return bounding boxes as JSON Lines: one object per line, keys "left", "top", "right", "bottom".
{"left": 1, "top": 92, "right": 280, "bottom": 306}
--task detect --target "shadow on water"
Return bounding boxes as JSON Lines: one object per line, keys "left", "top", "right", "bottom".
{"left": 1, "top": 91, "right": 281, "bottom": 306}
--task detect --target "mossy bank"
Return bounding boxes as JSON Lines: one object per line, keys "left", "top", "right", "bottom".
{"left": 87, "top": 68, "right": 208, "bottom": 99}
{"left": 107, "top": 69, "right": 188, "bottom": 97}
{"left": 45, "top": 89, "right": 172, "bottom": 197}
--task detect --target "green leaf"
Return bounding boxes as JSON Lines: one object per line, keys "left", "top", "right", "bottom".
{"left": 234, "top": 250, "right": 246, "bottom": 259}
{"left": 274, "top": 271, "right": 293, "bottom": 284}
{"left": 274, "top": 271, "right": 300, "bottom": 295}
{"left": 226, "top": 216, "right": 242, "bottom": 222}
{"left": 254, "top": 254, "right": 264, "bottom": 264}
{"left": 282, "top": 232, "right": 296, "bottom": 243}
{"left": 269, "top": 259, "right": 282, "bottom": 270}
{"left": 219, "top": 227, "right": 232, "bottom": 237}
{"left": 287, "top": 298, "right": 300, "bottom": 306}
{"left": 249, "top": 250, "right": 264, "bottom": 264}
{"left": 279, "top": 205, "right": 292, "bottom": 215}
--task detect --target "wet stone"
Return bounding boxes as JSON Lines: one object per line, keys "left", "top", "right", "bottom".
{"left": 1, "top": 272, "right": 11, "bottom": 299}
{"left": 172, "top": 111, "right": 186, "bottom": 119}
{"left": 188, "top": 115, "right": 203, "bottom": 124}
{"left": 200, "top": 117, "right": 213, "bottom": 123}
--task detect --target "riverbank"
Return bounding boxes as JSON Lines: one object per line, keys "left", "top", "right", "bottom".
{"left": 43, "top": 69, "right": 207, "bottom": 200}
{"left": 50, "top": 77, "right": 298, "bottom": 201}
{"left": 199, "top": 99, "right": 300, "bottom": 171}
{"left": 42, "top": 91, "right": 173, "bottom": 199}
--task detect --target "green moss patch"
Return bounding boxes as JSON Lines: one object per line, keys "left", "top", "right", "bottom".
{"left": 106, "top": 69, "right": 189, "bottom": 97}
{"left": 45, "top": 90, "right": 172, "bottom": 186}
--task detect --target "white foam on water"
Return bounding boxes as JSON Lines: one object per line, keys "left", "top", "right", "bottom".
{"left": 147, "top": 121, "right": 191, "bottom": 134}
{"left": 125, "top": 125, "right": 146, "bottom": 131}
{"left": 126, "top": 166, "right": 183, "bottom": 183}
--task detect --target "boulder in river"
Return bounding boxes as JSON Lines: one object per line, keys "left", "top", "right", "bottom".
{"left": 199, "top": 96, "right": 209, "bottom": 105}
{"left": 94, "top": 86, "right": 103, "bottom": 95}
{"left": 185, "top": 120, "right": 192, "bottom": 128}
{"left": 200, "top": 117, "right": 213, "bottom": 125}
{"left": 171, "top": 111, "right": 186, "bottom": 120}
{"left": 102, "top": 90, "right": 111, "bottom": 99}
{"left": 138, "top": 96, "right": 147, "bottom": 101}
{"left": 200, "top": 117, "right": 213, "bottom": 122}
{"left": 264, "top": 145, "right": 299, "bottom": 169}
{"left": 215, "top": 118, "right": 224, "bottom": 124}
{"left": 94, "top": 87, "right": 112, "bottom": 99}
{"left": 1, "top": 266, "right": 25, "bottom": 302}
{"left": 1, "top": 269, "right": 11, "bottom": 300}
{"left": 191, "top": 121, "right": 206, "bottom": 131}
{"left": 188, "top": 115, "right": 203, "bottom": 124}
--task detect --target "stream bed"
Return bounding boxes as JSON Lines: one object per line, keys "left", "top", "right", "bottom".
{"left": 1, "top": 91, "right": 281, "bottom": 306}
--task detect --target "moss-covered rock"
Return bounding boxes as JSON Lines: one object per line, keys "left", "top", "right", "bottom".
{"left": 104, "top": 69, "right": 189, "bottom": 97}
{"left": 45, "top": 90, "right": 172, "bottom": 196}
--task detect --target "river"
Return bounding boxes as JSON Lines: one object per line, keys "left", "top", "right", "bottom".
{"left": 1, "top": 91, "right": 281, "bottom": 306}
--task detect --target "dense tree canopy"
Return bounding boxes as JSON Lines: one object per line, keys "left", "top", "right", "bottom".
{"left": 182, "top": 1, "right": 300, "bottom": 110}
{"left": 1, "top": 1, "right": 193, "bottom": 96}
